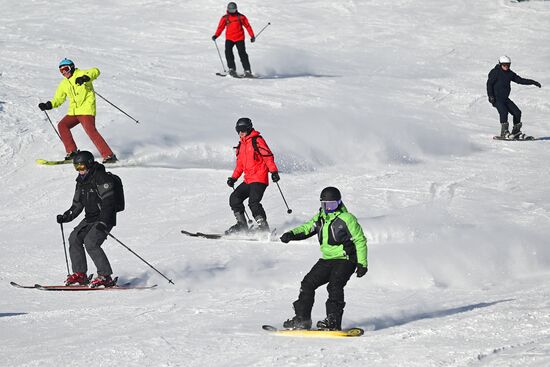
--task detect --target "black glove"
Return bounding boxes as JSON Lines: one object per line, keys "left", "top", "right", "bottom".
{"left": 227, "top": 177, "right": 237, "bottom": 188}
{"left": 251, "top": 36, "right": 256, "bottom": 43}
{"left": 488, "top": 96, "right": 496, "bottom": 106}
{"left": 271, "top": 171, "right": 280, "bottom": 182}
{"left": 533, "top": 81, "right": 542, "bottom": 88}
{"left": 280, "top": 231, "right": 295, "bottom": 243}
{"left": 38, "top": 101, "right": 52, "bottom": 111}
{"left": 212, "top": 35, "right": 218, "bottom": 41}
{"left": 356, "top": 264, "right": 368, "bottom": 278}
{"left": 56, "top": 211, "right": 70, "bottom": 224}
{"left": 75, "top": 75, "right": 90, "bottom": 85}
{"left": 96, "top": 222, "right": 107, "bottom": 233}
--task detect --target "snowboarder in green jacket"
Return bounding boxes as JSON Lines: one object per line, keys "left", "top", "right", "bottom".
{"left": 279, "top": 186, "right": 368, "bottom": 330}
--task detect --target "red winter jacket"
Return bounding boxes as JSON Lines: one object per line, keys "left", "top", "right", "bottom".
{"left": 214, "top": 12, "right": 255, "bottom": 42}
{"left": 231, "top": 129, "right": 278, "bottom": 185}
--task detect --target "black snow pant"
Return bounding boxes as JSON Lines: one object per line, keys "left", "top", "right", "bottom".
{"left": 225, "top": 39, "right": 251, "bottom": 72}
{"left": 494, "top": 98, "right": 521, "bottom": 125}
{"left": 292, "top": 259, "right": 356, "bottom": 325}
{"left": 230, "top": 182, "right": 267, "bottom": 220}
{"left": 68, "top": 220, "right": 113, "bottom": 275}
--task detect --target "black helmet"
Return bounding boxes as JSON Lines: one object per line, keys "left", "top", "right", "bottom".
{"left": 73, "top": 150, "right": 95, "bottom": 169}
{"left": 227, "top": 2, "right": 237, "bottom": 13}
{"left": 235, "top": 117, "right": 253, "bottom": 134}
{"left": 320, "top": 187, "right": 341, "bottom": 201}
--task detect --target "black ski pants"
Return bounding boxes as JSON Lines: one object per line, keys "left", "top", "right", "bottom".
{"left": 230, "top": 182, "right": 267, "bottom": 220}
{"left": 494, "top": 98, "right": 521, "bottom": 125}
{"left": 225, "top": 40, "right": 251, "bottom": 71}
{"left": 68, "top": 220, "right": 113, "bottom": 275}
{"left": 292, "top": 259, "right": 356, "bottom": 322}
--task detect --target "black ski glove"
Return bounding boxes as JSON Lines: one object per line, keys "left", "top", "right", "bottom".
{"left": 75, "top": 75, "right": 90, "bottom": 85}
{"left": 251, "top": 36, "right": 256, "bottom": 43}
{"left": 212, "top": 35, "right": 218, "bottom": 41}
{"left": 227, "top": 177, "right": 237, "bottom": 188}
{"left": 96, "top": 222, "right": 107, "bottom": 233}
{"left": 533, "top": 81, "right": 542, "bottom": 88}
{"left": 356, "top": 264, "right": 368, "bottom": 278}
{"left": 271, "top": 171, "right": 280, "bottom": 182}
{"left": 56, "top": 211, "right": 70, "bottom": 224}
{"left": 488, "top": 96, "right": 496, "bottom": 106}
{"left": 39, "top": 101, "right": 53, "bottom": 111}
{"left": 280, "top": 231, "right": 296, "bottom": 243}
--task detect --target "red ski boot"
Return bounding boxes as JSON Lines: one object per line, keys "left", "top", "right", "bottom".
{"left": 65, "top": 272, "right": 90, "bottom": 286}
{"left": 89, "top": 274, "right": 116, "bottom": 288}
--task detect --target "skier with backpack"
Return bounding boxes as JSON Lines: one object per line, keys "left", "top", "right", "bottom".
{"left": 226, "top": 118, "right": 279, "bottom": 234}
{"left": 56, "top": 151, "right": 124, "bottom": 287}
{"left": 487, "top": 55, "right": 542, "bottom": 139}
{"left": 212, "top": 2, "right": 255, "bottom": 78}
{"left": 279, "top": 187, "right": 368, "bottom": 331}
{"left": 38, "top": 58, "right": 118, "bottom": 163}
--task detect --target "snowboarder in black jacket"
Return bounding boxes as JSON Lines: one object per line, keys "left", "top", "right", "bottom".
{"left": 486, "top": 55, "right": 541, "bottom": 139}
{"left": 56, "top": 151, "right": 118, "bottom": 288}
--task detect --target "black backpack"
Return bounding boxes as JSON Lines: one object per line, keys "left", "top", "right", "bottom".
{"left": 235, "top": 135, "right": 274, "bottom": 159}
{"left": 106, "top": 172, "right": 125, "bottom": 212}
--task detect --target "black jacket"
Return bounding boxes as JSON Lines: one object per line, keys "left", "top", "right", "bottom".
{"left": 487, "top": 64, "right": 537, "bottom": 100}
{"left": 65, "top": 163, "right": 117, "bottom": 226}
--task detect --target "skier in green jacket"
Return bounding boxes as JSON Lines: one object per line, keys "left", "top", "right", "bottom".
{"left": 279, "top": 186, "right": 368, "bottom": 331}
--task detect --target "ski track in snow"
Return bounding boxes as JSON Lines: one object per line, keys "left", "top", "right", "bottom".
{"left": 2, "top": 0, "right": 550, "bottom": 366}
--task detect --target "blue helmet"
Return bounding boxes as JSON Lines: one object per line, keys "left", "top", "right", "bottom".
{"left": 59, "top": 58, "right": 74, "bottom": 68}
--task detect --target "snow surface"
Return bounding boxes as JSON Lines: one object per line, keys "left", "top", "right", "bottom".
{"left": 1, "top": 0, "right": 550, "bottom": 366}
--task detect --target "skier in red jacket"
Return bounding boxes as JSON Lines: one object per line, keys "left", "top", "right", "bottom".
{"left": 226, "top": 118, "right": 280, "bottom": 234}
{"left": 212, "top": 2, "right": 255, "bottom": 78}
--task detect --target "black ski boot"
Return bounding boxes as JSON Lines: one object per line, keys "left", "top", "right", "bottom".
{"left": 228, "top": 68, "right": 238, "bottom": 78}
{"left": 243, "top": 70, "right": 254, "bottom": 78}
{"left": 254, "top": 215, "right": 270, "bottom": 232}
{"left": 225, "top": 211, "right": 248, "bottom": 235}
{"left": 283, "top": 315, "right": 312, "bottom": 330}
{"left": 64, "top": 150, "right": 78, "bottom": 161}
{"left": 510, "top": 122, "right": 523, "bottom": 140}
{"left": 316, "top": 314, "right": 342, "bottom": 331}
{"left": 500, "top": 122, "right": 510, "bottom": 138}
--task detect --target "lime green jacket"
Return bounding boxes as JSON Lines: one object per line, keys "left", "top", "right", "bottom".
{"left": 51, "top": 68, "right": 100, "bottom": 116}
{"left": 289, "top": 205, "right": 368, "bottom": 267}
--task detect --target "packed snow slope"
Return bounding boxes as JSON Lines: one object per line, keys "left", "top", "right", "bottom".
{"left": 1, "top": 0, "right": 550, "bottom": 366}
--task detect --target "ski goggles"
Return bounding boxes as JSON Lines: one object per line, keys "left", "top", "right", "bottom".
{"left": 321, "top": 200, "right": 341, "bottom": 213}
{"left": 59, "top": 65, "right": 72, "bottom": 74}
{"left": 73, "top": 163, "right": 87, "bottom": 171}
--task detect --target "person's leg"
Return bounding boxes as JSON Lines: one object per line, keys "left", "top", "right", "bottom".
{"left": 227, "top": 183, "right": 250, "bottom": 232}
{"left": 235, "top": 40, "right": 251, "bottom": 72}
{"left": 506, "top": 99, "right": 522, "bottom": 134}
{"left": 292, "top": 260, "right": 332, "bottom": 320}
{"left": 225, "top": 40, "right": 237, "bottom": 71}
{"left": 68, "top": 220, "right": 90, "bottom": 274}
{"left": 58, "top": 115, "right": 80, "bottom": 154}
{"left": 323, "top": 260, "right": 356, "bottom": 330}
{"left": 83, "top": 223, "right": 113, "bottom": 276}
{"left": 79, "top": 115, "right": 114, "bottom": 159}
{"left": 248, "top": 182, "right": 268, "bottom": 228}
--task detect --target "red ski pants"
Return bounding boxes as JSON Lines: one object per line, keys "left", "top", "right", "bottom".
{"left": 58, "top": 115, "right": 114, "bottom": 158}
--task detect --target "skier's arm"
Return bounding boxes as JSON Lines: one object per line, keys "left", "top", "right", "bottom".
{"left": 214, "top": 16, "right": 227, "bottom": 38}
{"left": 256, "top": 137, "right": 278, "bottom": 173}
{"left": 242, "top": 15, "right": 255, "bottom": 38}
{"left": 50, "top": 81, "right": 67, "bottom": 109}
{"left": 82, "top": 68, "right": 100, "bottom": 82}
{"left": 290, "top": 214, "right": 320, "bottom": 240}
{"left": 231, "top": 154, "right": 244, "bottom": 179}
{"left": 486, "top": 69, "right": 497, "bottom": 98}
{"left": 95, "top": 174, "right": 116, "bottom": 225}
{"left": 343, "top": 214, "right": 368, "bottom": 268}
{"left": 64, "top": 185, "right": 84, "bottom": 221}
{"left": 511, "top": 72, "right": 538, "bottom": 86}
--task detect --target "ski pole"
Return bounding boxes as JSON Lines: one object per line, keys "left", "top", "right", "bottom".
{"left": 44, "top": 111, "right": 62, "bottom": 141}
{"left": 107, "top": 232, "right": 175, "bottom": 285}
{"left": 275, "top": 182, "right": 293, "bottom": 214}
{"left": 232, "top": 187, "right": 253, "bottom": 224}
{"left": 95, "top": 91, "right": 140, "bottom": 124}
{"left": 60, "top": 223, "right": 70, "bottom": 275}
{"left": 213, "top": 38, "right": 227, "bottom": 73}
{"left": 254, "top": 22, "right": 271, "bottom": 41}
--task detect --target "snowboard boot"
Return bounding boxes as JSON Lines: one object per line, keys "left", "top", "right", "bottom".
{"left": 283, "top": 315, "right": 312, "bottom": 330}
{"left": 102, "top": 155, "right": 118, "bottom": 164}
{"left": 510, "top": 122, "right": 523, "bottom": 140}
{"left": 89, "top": 274, "right": 116, "bottom": 288}
{"left": 228, "top": 68, "right": 238, "bottom": 77}
{"left": 316, "top": 314, "right": 342, "bottom": 331}
{"left": 254, "top": 215, "right": 270, "bottom": 232}
{"left": 243, "top": 70, "right": 253, "bottom": 78}
{"left": 225, "top": 211, "right": 249, "bottom": 235}
{"left": 65, "top": 272, "right": 89, "bottom": 286}
{"left": 500, "top": 122, "right": 510, "bottom": 138}
{"left": 64, "top": 150, "right": 78, "bottom": 161}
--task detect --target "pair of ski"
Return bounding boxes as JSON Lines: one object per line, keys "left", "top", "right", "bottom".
{"left": 262, "top": 325, "right": 364, "bottom": 338}
{"left": 181, "top": 229, "right": 277, "bottom": 242}
{"left": 36, "top": 159, "right": 121, "bottom": 166}
{"left": 10, "top": 279, "right": 157, "bottom": 291}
